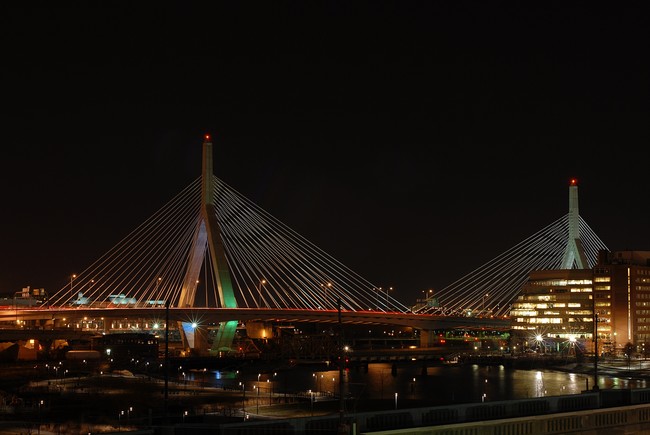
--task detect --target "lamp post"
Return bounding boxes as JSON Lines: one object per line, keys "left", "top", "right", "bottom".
{"left": 321, "top": 282, "right": 332, "bottom": 309}
{"left": 256, "top": 373, "right": 261, "bottom": 414}
{"left": 37, "top": 399, "right": 43, "bottom": 435}
{"left": 164, "top": 299, "right": 169, "bottom": 424}
{"left": 240, "top": 381, "right": 246, "bottom": 420}
{"left": 257, "top": 279, "right": 266, "bottom": 308}
{"left": 337, "top": 297, "right": 345, "bottom": 429}
{"left": 375, "top": 287, "right": 380, "bottom": 310}
{"left": 482, "top": 293, "right": 489, "bottom": 314}
{"left": 70, "top": 274, "right": 77, "bottom": 302}
{"left": 385, "top": 286, "right": 393, "bottom": 310}
{"left": 310, "top": 390, "right": 314, "bottom": 416}
{"left": 313, "top": 372, "right": 323, "bottom": 392}
{"left": 13, "top": 291, "right": 20, "bottom": 326}
{"left": 593, "top": 312, "right": 599, "bottom": 390}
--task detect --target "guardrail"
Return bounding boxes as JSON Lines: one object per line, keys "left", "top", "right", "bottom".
{"left": 218, "top": 388, "right": 650, "bottom": 435}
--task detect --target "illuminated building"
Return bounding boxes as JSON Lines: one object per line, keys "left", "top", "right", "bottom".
{"left": 510, "top": 269, "right": 594, "bottom": 353}
{"left": 593, "top": 250, "right": 650, "bottom": 356}
{"left": 511, "top": 250, "right": 650, "bottom": 356}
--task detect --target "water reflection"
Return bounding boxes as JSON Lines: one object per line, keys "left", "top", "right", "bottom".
{"left": 185, "top": 361, "right": 648, "bottom": 408}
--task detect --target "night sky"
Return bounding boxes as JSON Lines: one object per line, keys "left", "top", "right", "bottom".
{"left": 2, "top": 3, "right": 649, "bottom": 305}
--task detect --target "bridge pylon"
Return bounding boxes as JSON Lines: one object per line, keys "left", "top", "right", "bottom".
{"left": 177, "top": 134, "right": 238, "bottom": 355}
{"left": 560, "top": 178, "right": 589, "bottom": 269}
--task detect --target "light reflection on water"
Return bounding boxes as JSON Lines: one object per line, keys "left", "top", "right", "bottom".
{"left": 188, "top": 361, "right": 648, "bottom": 407}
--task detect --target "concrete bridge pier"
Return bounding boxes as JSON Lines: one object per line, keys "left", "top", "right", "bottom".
{"left": 419, "top": 329, "right": 437, "bottom": 348}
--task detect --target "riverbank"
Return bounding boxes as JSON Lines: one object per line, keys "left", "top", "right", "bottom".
{"left": 552, "top": 359, "right": 650, "bottom": 381}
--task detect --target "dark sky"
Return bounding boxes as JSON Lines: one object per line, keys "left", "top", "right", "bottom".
{"left": 2, "top": 3, "right": 649, "bottom": 305}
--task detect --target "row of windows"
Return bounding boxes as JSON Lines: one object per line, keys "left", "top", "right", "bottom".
{"left": 513, "top": 302, "right": 588, "bottom": 309}
{"left": 510, "top": 310, "right": 537, "bottom": 316}
{"left": 513, "top": 317, "right": 593, "bottom": 324}
{"left": 512, "top": 301, "right": 592, "bottom": 312}
{"left": 531, "top": 279, "right": 593, "bottom": 286}
{"left": 511, "top": 309, "right": 593, "bottom": 317}
{"left": 518, "top": 318, "right": 563, "bottom": 324}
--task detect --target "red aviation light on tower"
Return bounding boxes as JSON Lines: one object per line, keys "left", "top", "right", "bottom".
{"left": 204, "top": 134, "right": 211, "bottom": 142}
{"left": 570, "top": 178, "right": 578, "bottom": 186}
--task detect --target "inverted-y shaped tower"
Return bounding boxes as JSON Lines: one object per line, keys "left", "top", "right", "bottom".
{"left": 177, "top": 135, "right": 238, "bottom": 355}
{"left": 560, "top": 178, "right": 589, "bottom": 269}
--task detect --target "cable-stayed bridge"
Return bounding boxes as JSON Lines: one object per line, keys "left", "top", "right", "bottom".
{"left": 413, "top": 213, "right": 608, "bottom": 317}
{"left": 1, "top": 137, "right": 608, "bottom": 354}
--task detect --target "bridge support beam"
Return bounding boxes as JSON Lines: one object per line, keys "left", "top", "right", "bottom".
{"left": 419, "top": 330, "right": 435, "bottom": 348}
{"left": 211, "top": 320, "right": 239, "bottom": 354}
{"left": 177, "top": 135, "right": 239, "bottom": 355}
{"left": 180, "top": 322, "right": 209, "bottom": 356}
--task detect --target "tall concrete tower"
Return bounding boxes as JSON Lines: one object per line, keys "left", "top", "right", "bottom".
{"left": 560, "top": 178, "right": 590, "bottom": 269}
{"left": 177, "top": 134, "right": 238, "bottom": 355}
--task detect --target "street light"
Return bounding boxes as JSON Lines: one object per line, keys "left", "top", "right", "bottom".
{"left": 37, "top": 399, "right": 43, "bottom": 435}
{"left": 385, "top": 286, "right": 393, "bottom": 310}
{"left": 310, "top": 389, "right": 314, "bottom": 416}
{"left": 482, "top": 293, "right": 489, "bottom": 314}
{"left": 374, "top": 287, "right": 381, "bottom": 310}
{"left": 313, "top": 372, "right": 324, "bottom": 393}
{"left": 239, "top": 381, "right": 246, "bottom": 420}
{"left": 256, "top": 373, "right": 262, "bottom": 414}
{"left": 593, "top": 312, "right": 600, "bottom": 390}
{"left": 70, "top": 274, "right": 77, "bottom": 302}
{"left": 258, "top": 279, "right": 267, "bottom": 308}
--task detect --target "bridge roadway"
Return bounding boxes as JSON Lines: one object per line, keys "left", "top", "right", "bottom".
{"left": 0, "top": 307, "right": 510, "bottom": 330}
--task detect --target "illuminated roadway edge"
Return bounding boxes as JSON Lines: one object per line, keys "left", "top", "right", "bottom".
{"left": 0, "top": 307, "right": 510, "bottom": 330}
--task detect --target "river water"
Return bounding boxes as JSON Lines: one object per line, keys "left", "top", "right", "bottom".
{"left": 185, "top": 360, "right": 649, "bottom": 409}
